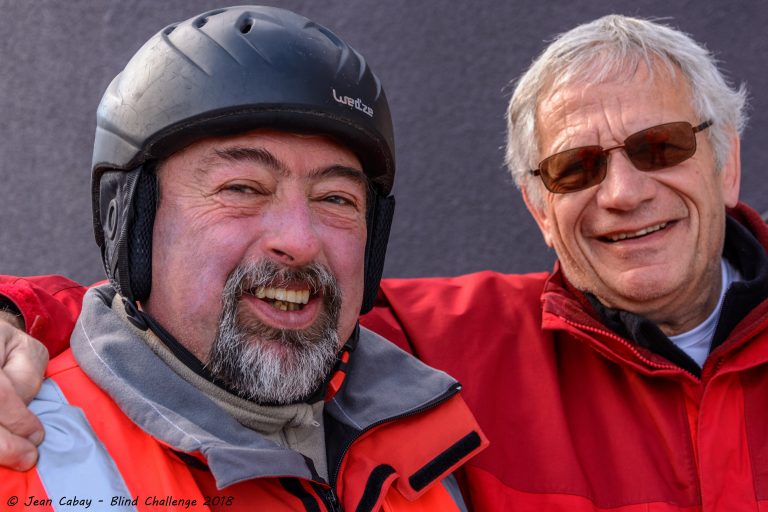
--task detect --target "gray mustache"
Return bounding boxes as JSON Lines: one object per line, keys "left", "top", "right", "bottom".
{"left": 230, "top": 260, "right": 338, "bottom": 299}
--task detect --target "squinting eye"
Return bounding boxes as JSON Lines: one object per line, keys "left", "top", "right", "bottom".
{"left": 323, "top": 195, "right": 354, "bottom": 206}
{"left": 224, "top": 184, "right": 259, "bottom": 194}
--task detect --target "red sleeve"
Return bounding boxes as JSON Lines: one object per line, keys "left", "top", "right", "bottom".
{"left": 360, "top": 286, "right": 415, "bottom": 355}
{"left": 361, "top": 274, "right": 498, "bottom": 361}
{"left": 0, "top": 275, "right": 87, "bottom": 358}
{"left": 360, "top": 270, "right": 548, "bottom": 386}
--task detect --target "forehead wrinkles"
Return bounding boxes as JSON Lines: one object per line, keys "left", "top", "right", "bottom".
{"left": 537, "top": 86, "right": 617, "bottom": 153}
{"left": 537, "top": 71, "right": 695, "bottom": 155}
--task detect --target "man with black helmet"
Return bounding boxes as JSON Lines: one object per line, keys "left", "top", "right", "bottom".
{"left": 0, "top": 6, "right": 485, "bottom": 510}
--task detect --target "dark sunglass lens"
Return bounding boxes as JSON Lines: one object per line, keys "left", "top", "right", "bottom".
{"left": 541, "top": 146, "right": 606, "bottom": 193}
{"left": 625, "top": 122, "right": 696, "bottom": 171}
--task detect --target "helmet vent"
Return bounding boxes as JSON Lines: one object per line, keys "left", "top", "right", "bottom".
{"left": 239, "top": 17, "right": 254, "bottom": 34}
{"left": 194, "top": 9, "right": 226, "bottom": 29}
{"left": 163, "top": 25, "right": 176, "bottom": 36}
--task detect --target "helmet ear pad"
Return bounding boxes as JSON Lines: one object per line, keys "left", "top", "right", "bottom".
{"left": 128, "top": 170, "right": 157, "bottom": 301}
{"left": 361, "top": 193, "right": 395, "bottom": 314}
{"left": 96, "top": 166, "right": 156, "bottom": 302}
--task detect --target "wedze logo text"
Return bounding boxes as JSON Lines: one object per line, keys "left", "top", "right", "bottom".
{"left": 332, "top": 89, "right": 374, "bottom": 117}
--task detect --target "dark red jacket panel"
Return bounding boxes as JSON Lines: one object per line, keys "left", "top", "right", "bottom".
{"left": 0, "top": 274, "right": 85, "bottom": 357}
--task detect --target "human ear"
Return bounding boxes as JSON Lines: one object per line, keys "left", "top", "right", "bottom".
{"left": 522, "top": 187, "right": 554, "bottom": 248}
{"left": 720, "top": 130, "right": 741, "bottom": 208}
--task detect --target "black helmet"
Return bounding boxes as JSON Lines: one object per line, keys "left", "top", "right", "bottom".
{"left": 93, "top": 5, "right": 395, "bottom": 313}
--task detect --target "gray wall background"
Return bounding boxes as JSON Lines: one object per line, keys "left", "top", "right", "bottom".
{"left": 1, "top": 1, "right": 766, "bottom": 284}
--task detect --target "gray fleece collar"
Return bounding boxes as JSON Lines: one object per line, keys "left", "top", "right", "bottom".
{"left": 71, "top": 285, "right": 459, "bottom": 488}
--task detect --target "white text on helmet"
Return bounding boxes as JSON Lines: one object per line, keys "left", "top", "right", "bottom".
{"left": 332, "top": 89, "right": 374, "bottom": 118}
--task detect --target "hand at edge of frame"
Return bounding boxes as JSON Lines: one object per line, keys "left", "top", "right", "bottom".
{"left": 0, "top": 312, "right": 48, "bottom": 471}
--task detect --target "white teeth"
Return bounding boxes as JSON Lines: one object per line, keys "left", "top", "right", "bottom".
{"left": 251, "top": 287, "right": 311, "bottom": 305}
{"left": 608, "top": 222, "right": 667, "bottom": 242}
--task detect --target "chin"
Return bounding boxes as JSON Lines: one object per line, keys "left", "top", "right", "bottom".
{"left": 598, "top": 278, "right": 678, "bottom": 312}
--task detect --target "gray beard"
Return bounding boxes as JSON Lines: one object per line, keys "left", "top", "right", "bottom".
{"left": 207, "top": 260, "right": 341, "bottom": 404}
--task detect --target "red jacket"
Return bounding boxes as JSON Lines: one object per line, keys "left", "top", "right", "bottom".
{"left": 0, "top": 285, "right": 485, "bottom": 511}
{"left": 6, "top": 204, "right": 768, "bottom": 511}
{"left": 361, "top": 203, "right": 768, "bottom": 511}
{"left": 2, "top": 352, "right": 480, "bottom": 511}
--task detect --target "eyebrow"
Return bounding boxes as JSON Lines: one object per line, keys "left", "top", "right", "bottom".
{"left": 306, "top": 165, "right": 369, "bottom": 189}
{"left": 208, "top": 147, "right": 287, "bottom": 175}
{"left": 200, "top": 146, "right": 368, "bottom": 188}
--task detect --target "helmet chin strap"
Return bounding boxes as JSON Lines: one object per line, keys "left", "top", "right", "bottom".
{"left": 122, "top": 296, "right": 357, "bottom": 404}
{"left": 121, "top": 297, "right": 215, "bottom": 382}
{"left": 310, "top": 323, "right": 359, "bottom": 403}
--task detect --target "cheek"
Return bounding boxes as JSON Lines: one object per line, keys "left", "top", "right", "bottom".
{"left": 333, "top": 230, "right": 367, "bottom": 296}
{"left": 548, "top": 199, "right": 583, "bottom": 245}
{"left": 152, "top": 210, "right": 252, "bottom": 311}
{"left": 547, "top": 198, "right": 599, "bottom": 274}
{"left": 325, "top": 227, "right": 367, "bottom": 332}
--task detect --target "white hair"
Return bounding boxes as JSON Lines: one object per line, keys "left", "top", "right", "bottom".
{"left": 506, "top": 15, "right": 747, "bottom": 206}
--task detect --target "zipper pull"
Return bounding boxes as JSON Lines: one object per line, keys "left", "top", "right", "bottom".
{"left": 321, "top": 487, "right": 341, "bottom": 512}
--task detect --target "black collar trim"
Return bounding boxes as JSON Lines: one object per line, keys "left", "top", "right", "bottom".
{"left": 587, "top": 215, "right": 768, "bottom": 377}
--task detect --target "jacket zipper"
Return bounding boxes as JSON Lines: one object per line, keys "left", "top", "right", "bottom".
{"left": 328, "top": 382, "right": 462, "bottom": 494}
{"left": 319, "top": 486, "right": 341, "bottom": 512}
{"left": 564, "top": 317, "right": 704, "bottom": 500}
{"left": 562, "top": 318, "right": 699, "bottom": 380}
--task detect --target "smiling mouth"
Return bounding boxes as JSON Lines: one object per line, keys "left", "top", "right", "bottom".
{"left": 248, "top": 286, "right": 311, "bottom": 312}
{"left": 601, "top": 222, "right": 670, "bottom": 243}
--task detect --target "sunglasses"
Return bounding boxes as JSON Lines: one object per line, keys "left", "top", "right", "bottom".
{"left": 530, "top": 120, "right": 713, "bottom": 194}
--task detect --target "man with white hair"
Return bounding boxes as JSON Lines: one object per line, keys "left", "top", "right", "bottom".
{"left": 0, "top": 13, "right": 766, "bottom": 511}
{"left": 358, "top": 15, "right": 766, "bottom": 510}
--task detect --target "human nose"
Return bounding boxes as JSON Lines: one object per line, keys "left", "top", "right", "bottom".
{"left": 595, "top": 149, "right": 657, "bottom": 210}
{"left": 259, "top": 198, "right": 322, "bottom": 267}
